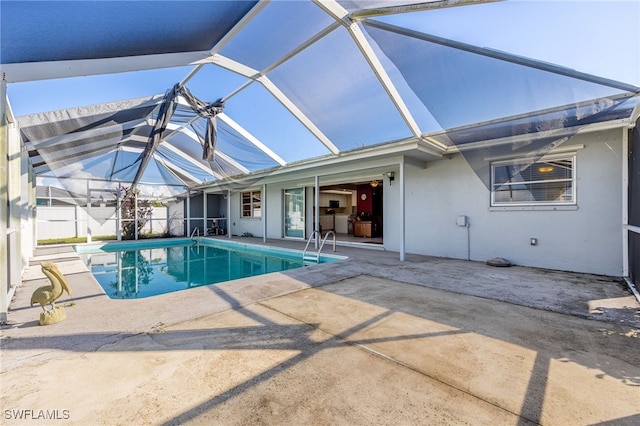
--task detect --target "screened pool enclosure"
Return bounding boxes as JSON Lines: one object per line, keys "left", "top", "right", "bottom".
{"left": 2, "top": 1, "right": 640, "bottom": 321}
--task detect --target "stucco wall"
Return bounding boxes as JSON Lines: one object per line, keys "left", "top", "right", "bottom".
{"left": 205, "top": 128, "right": 624, "bottom": 276}
{"left": 385, "top": 129, "right": 623, "bottom": 276}
{"left": 229, "top": 189, "right": 265, "bottom": 237}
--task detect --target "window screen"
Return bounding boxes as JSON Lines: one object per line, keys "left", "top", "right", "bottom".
{"left": 491, "top": 155, "right": 575, "bottom": 206}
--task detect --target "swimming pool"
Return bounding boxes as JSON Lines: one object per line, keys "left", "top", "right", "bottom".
{"left": 75, "top": 238, "right": 344, "bottom": 299}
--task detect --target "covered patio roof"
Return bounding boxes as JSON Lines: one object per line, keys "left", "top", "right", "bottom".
{"left": 2, "top": 0, "right": 639, "bottom": 198}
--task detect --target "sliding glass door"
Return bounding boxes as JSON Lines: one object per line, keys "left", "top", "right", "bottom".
{"left": 284, "top": 188, "right": 305, "bottom": 238}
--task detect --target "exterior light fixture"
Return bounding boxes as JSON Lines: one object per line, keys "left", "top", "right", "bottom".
{"left": 385, "top": 171, "right": 395, "bottom": 184}
{"left": 370, "top": 180, "right": 379, "bottom": 188}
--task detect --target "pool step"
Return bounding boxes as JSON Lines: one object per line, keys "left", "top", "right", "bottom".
{"left": 303, "top": 253, "right": 319, "bottom": 264}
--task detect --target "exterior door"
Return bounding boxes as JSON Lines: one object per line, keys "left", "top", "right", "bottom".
{"left": 284, "top": 187, "right": 305, "bottom": 238}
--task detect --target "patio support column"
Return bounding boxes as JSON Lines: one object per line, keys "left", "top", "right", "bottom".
{"left": 86, "top": 181, "right": 92, "bottom": 243}
{"left": 74, "top": 206, "right": 80, "bottom": 238}
{"left": 134, "top": 191, "right": 139, "bottom": 240}
{"left": 186, "top": 192, "right": 191, "bottom": 237}
{"left": 3, "top": 91, "right": 23, "bottom": 324}
{"left": 622, "top": 128, "right": 629, "bottom": 278}
{"left": 227, "top": 189, "right": 231, "bottom": 239}
{"left": 315, "top": 175, "right": 320, "bottom": 249}
{"left": 203, "top": 192, "right": 207, "bottom": 236}
{"left": 29, "top": 164, "right": 36, "bottom": 257}
{"left": 400, "top": 158, "right": 406, "bottom": 262}
{"left": 166, "top": 203, "right": 170, "bottom": 237}
{"left": 20, "top": 148, "right": 31, "bottom": 266}
{"left": 116, "top": 184, "right": 122, "bottom": 241}
{"left": 1, "top": 76, "right": 8, "bottom": 324}
{"left": 262, "top": 183, "right": 267, "bottom": 243}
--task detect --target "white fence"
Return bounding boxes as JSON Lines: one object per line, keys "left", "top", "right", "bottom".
{"left": 36, "top": 205, "right": 184, "bottom": 241}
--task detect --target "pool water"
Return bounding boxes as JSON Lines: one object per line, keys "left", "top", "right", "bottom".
{"left": 75, "top": 238, "right": 343, "bottom": 299}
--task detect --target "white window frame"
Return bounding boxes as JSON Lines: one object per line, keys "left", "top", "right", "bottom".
{"left": 491, "top": 153, "right": 577, "bottom": 207}
{"left": 241, "top": 190, "right": 262, "bottom": 218}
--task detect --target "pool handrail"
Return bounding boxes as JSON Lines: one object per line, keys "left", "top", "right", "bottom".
{"left": 303, "top": 230, "right": 335, "bottom": 263}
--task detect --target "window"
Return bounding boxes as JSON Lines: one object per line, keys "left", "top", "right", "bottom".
{"left": 241, "top": 190, "right": 261, "bottom": 218}
{"left": 491, "top": 155, "right": 575, "bottom": 206}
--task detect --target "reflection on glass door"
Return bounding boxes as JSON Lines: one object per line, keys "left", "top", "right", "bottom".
{"left": 284, "top": 188, "right": 305, "bottom": 238}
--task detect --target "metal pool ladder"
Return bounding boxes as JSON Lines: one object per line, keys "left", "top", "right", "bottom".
{"left": 303, "top": 230, "right": 336, "bottom": 263}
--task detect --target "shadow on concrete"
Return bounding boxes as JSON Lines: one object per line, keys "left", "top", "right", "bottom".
{"left": 5, "top": 242, "right": 639, "bottom": 425}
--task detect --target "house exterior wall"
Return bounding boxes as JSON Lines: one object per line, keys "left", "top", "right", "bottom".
{"left": 266, "top": 184, "right": 284, "bottom": 238}
{"left": 212, "top": 127, "right": 624, "bottom": 276}
{"left": 228, "top": 188, "right": 264, "bottom": 237}
{"left": 385, "top": 129, "right": 623, "bottom": 276}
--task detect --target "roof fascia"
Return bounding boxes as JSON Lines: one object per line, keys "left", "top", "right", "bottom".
{"left": 631, "top": 99, "right": 640, "bottom": 125}
{"left": 193, "top": 136, "right": 443, "bottom": 191}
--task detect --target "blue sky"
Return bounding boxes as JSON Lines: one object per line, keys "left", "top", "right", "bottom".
{"left": 5, "top": 0, "right": 639, "bottom": 197}
{"left": 6, "top": 0, "right": 639, "bottom": 119}
{"left": 380, "top": 0, "right": 640, "bottom": 88}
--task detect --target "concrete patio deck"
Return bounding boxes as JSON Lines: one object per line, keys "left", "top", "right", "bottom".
{"left": 1, "top": 238, "right": 639, "bottom": 425}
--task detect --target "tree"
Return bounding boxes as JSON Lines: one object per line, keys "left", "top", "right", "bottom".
{"left": 116, "top": 187, "right": 153, "bottom": 240}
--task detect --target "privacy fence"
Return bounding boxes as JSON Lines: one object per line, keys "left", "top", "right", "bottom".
{"left": 36, "top": 205, "right": 183, "bottom": 241}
